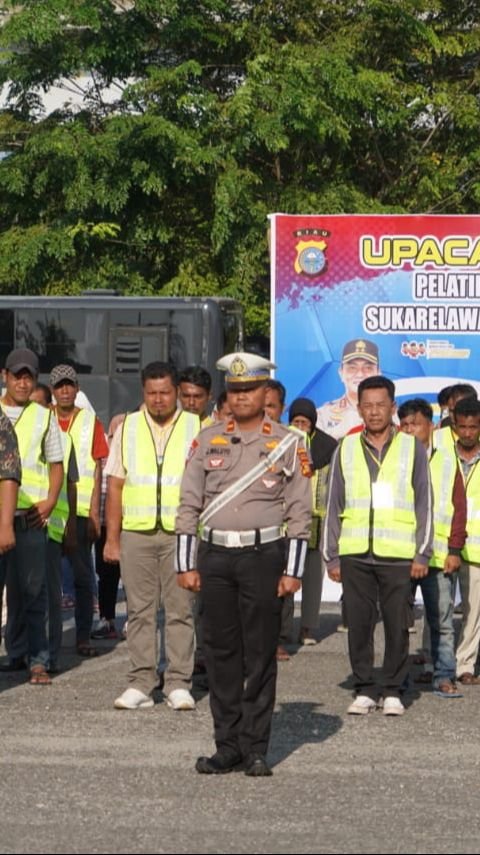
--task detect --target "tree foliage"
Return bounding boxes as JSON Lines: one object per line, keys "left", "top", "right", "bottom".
{"left": 0, "top": 0, "right": 479, "bottom": 332}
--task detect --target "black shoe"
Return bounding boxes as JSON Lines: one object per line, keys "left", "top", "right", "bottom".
{"left": 244, "top": 753, "right": 273, "bottom": 777}
{"left": 195, "top": 751, "right": 242, "bottom": 774}
{"left": 0, "top": 657, "right": 27, "bottom": 672}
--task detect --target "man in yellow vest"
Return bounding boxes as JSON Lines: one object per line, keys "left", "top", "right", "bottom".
{"left": 1, "top": 348, "right": 64, "bottom": 684}
{"left": 288, "top": 397, "right": 337, "bottom": 646}
{"left": 398, "top": 398, "right": 465, "bottom": 698}
{"left": 434, "top": 383, "right": 478, "bottom": 452}
{"left": 178, "top": 365, "right": 214, "bottom": 426}
{"left": 452, "top": 397, "right": 480, "bottom": 685}
{"left": 50, "top": 363, "right": 109, "bottom": 657}
{"left": 323, "top": 375, "right": 433, "bottom": 716}
{"left": 104, "top": 361, "right": 200, "bottom": 711}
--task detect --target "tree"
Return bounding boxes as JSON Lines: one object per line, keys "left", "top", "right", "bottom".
{"left": 0, "top": 0, "right": 479, "bottom": 334}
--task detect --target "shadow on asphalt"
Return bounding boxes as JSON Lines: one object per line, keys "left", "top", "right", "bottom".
{"left": 269, "top": 701, "right": 343, "bottom": 768}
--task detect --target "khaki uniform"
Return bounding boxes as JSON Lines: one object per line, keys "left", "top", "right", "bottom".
{"left": 316, "top": 395, "right": 361, "bottom": 440}
{"left": 176, "top": 415, "right": 311, "bottom": 758}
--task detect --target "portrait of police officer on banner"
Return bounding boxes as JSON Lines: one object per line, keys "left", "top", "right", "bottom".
{"left": 316, "top": 338, "right": 380, "bottom": 440}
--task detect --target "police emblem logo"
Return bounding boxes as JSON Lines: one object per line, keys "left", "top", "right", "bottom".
{"left": 230, "top": 356, "right": 247, "bottom": 376}
{"left": 293, "top": 228, "right": 330, "bottom": 277}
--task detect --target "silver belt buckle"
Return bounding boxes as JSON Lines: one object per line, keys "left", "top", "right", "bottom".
{"left": 225, "top": 531, "right": 242, "bottom": 548}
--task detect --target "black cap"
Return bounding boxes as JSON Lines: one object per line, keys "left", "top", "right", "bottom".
{"left": 341, "top": 339, "right": 379, "bottom": 365}
{"left": 288, "top": 397, "right": 317, "bottom": 431}
{"left": 5, "top": 348, "right": 39, "bottom": 377}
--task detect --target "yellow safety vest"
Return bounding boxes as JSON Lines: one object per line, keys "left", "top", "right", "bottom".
{"left": 338, "top": 432, "right": 416, "bottom": 558}
{"left": 288, "top": 426, "right": 330, "bottom": 550}
{"left": 429, "top": 448, "right": 457, "bottom": 569}
{"left": 433, "top": 426, "right": 456, "bottom": 453}
{"left": 462, "top": 460, "right": 480, "bottom": 564}
{"left": 14, "top": 402, "right": 51, "bottom": 509}
{"left": 69, "top": 409, "right": 96, "bottom": 517}
{"left": 121, "top": 410, "right": 200, "bottom": 532}
{"left": 48, "top": 432, "right": 73, "bottom": 544}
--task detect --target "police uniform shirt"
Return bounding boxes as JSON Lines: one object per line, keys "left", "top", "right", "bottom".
{"left": 175, "top": 415, "right": 312, "bottom": 576}
{"left": 316, "top": 395, "right": 362, "bottom": 440}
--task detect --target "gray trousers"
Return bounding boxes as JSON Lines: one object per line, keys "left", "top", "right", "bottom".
{"left": 121, "top": 528, "right": 195, "bottom": 696}
{"left": 456, "top": 561, "right": 480, "bottom": 675}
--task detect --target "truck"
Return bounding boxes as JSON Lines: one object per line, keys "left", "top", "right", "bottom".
{"left": 0, "top": 294, "right": 243, "bottom": 425}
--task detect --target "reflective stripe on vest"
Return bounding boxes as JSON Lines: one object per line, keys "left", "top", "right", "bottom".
{"left": 69, "top": 409, "right": 96, "bottom": 517}
{"left": 429, "top": 449, "right": 457, "bottom": 569}
{"left": 338, "top": 432, "right": 416, "bottom": 558}
{"left": 121, "top": 410, "right": 199, "bottom": 532}
{"left": 14, "top": 402, "right": 51, "bottom": 509}
{"left": 433, "top": 427, "right": 455, "bottom": 453}
{"left": 462, "top": 462, "right": 480, "bottom": 563}
{"left": 48, "top": 432, "right": 73, "bottom": 543}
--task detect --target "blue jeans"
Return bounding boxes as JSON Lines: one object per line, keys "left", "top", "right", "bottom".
{"left": 418, "top": 568, "right": 456, "bottom": 688}
{"left": 5, "top": 521, "right": 49, "bottom": 668}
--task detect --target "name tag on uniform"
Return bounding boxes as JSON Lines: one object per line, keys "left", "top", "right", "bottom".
{"left": 372, "top": 480, "right": 394, "bottom": 510}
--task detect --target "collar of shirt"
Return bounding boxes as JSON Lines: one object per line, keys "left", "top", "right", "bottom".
{"left": 144, "top": 406, "right": 180, "bottom": 432}
{"left": 456, "top": 441, "right": 480, "bottom": 468}
{"left": 360, "top": 424, "right": 397, "bottom": 458}
{"left": 222, "top": 416, "right": 277, "bottom": 444}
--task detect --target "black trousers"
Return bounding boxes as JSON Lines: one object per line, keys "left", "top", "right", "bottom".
{"left": 341, "top": 556, "right": 412, "bottom": 700}
{"left": 197, "top": 539, "right": 285, "bottom": 757}
{"left": 95, "top": 526, "right": 120, "bottom": 621}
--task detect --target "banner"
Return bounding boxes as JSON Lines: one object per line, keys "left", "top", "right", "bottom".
{"left": 270, "top": 213, "right": 480, "bottom": 436}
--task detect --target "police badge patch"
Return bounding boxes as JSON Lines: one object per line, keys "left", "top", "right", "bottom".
{"left": 294, "top": 228, "right": 330, "bottom": 277}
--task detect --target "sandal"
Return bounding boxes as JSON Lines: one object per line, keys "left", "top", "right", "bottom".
{"left": 276, "top": 645, "right": 290, "bottom": 661}
{"left": 433, "top": 680, "right": 463, "bottom": 699}
{"left": 29, "top": 665, "right": 52, "bottom": 685}
{"left": 457, "top": 672, "right": 480, "bottom": 685}
{"left": 77, "top": 644, "right": 99, "bottom": 657}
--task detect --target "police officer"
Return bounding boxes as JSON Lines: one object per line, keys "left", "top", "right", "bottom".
{"left": 175, "top": 353, "right": 312, "bottom": 776}
{"left": 316, "top": 338, "right": 380, "bottom": 439}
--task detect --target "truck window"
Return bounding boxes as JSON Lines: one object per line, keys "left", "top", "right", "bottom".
{"left": 0, "top": 310, "right": 14, "bottom": 366}
{"left": 15, "top": 309, "right": 107, "bottom": 374}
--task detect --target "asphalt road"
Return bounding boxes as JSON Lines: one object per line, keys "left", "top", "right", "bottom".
{"left": 0, "top": 604, "right": 478, "bottom": 855}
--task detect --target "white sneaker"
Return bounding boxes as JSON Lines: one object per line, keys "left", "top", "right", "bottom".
{"left": 114, "top": 687, "right": 154, "bottom": 710}
{"left": 167, "top": 688, "right": 196, "bottom": 710}
{"left": 383, "top": 696, "right": 405, "bottom": 716}
{"left": 347, "top": 695, "right": 377, "bottom": 715}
